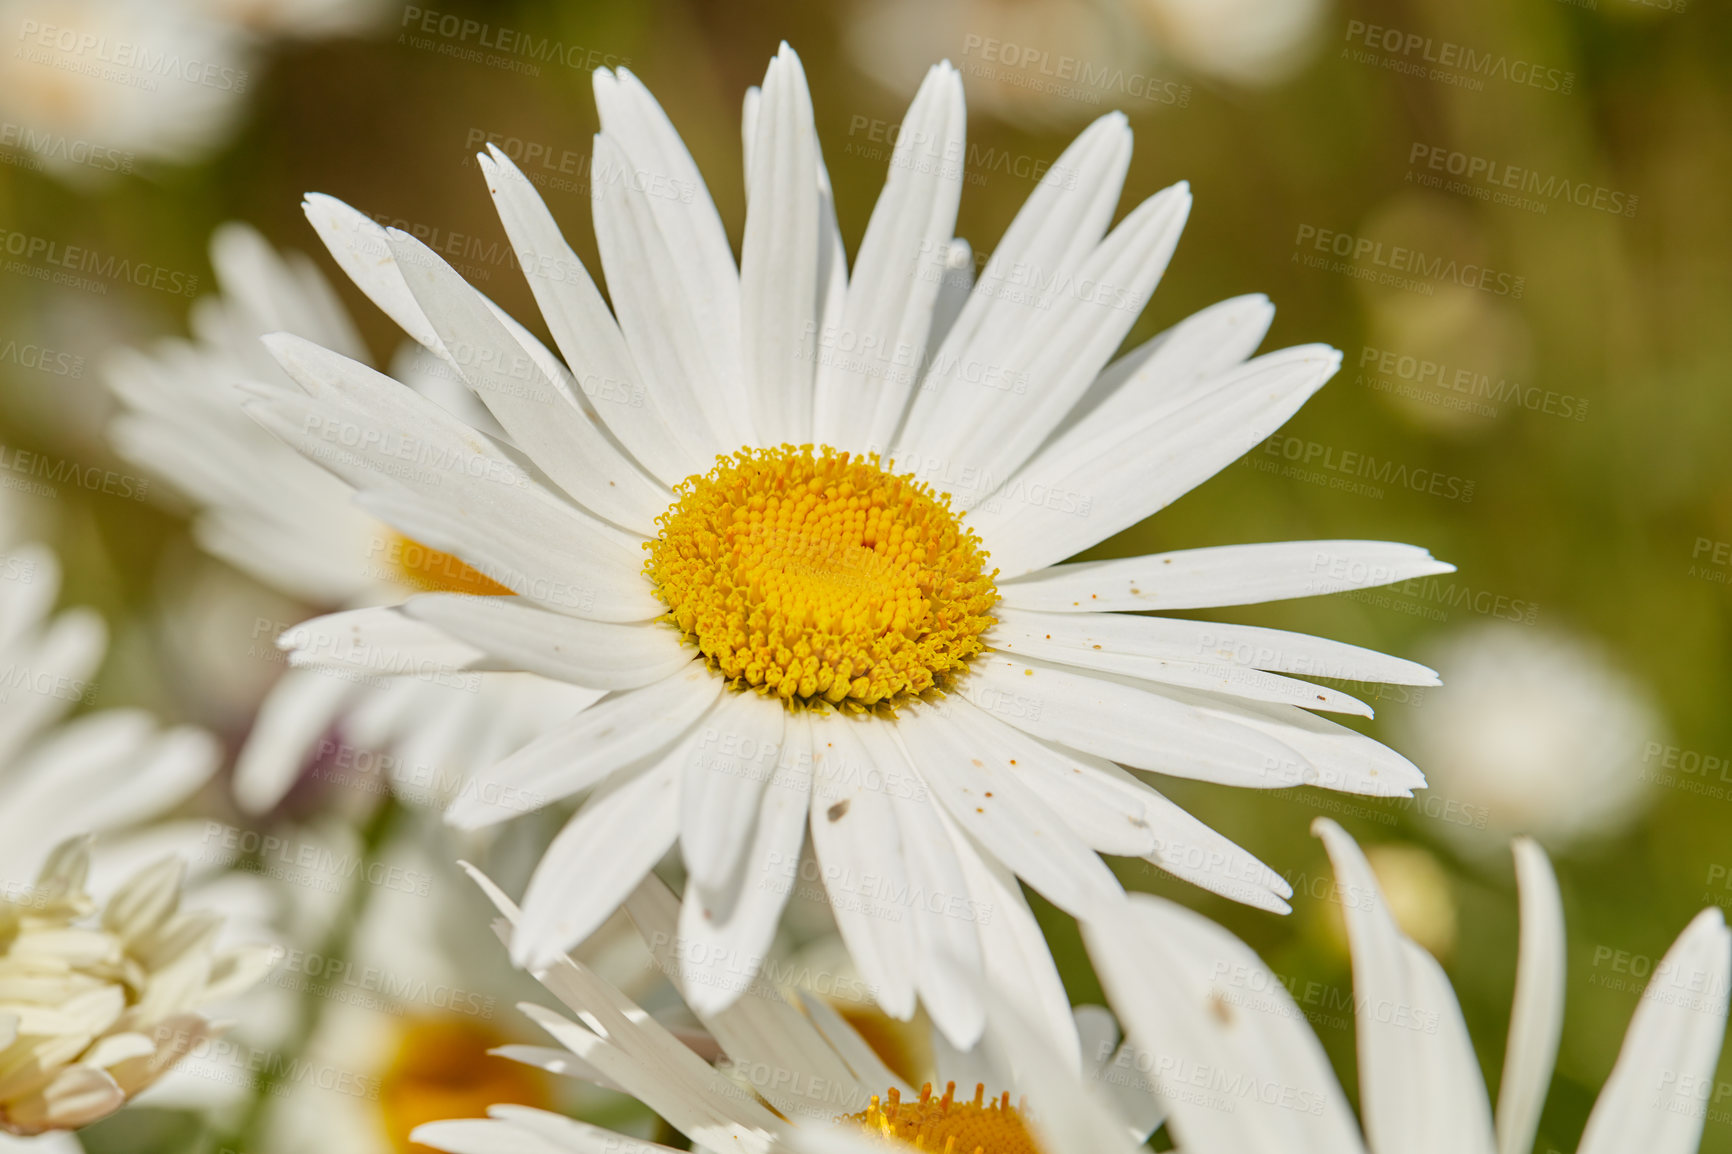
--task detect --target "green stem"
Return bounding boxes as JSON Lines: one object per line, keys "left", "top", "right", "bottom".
{"left": 207, "top": 795, "right": 404, "bottom": 1153}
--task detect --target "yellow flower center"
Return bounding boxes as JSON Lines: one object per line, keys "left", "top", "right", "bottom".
{"left": 844, "top": 1082, "right": 1041, "bottom": 1154}
{"left": 388, "top": 533, "right": 512, "bottom": 596}
{"left": 378, "top": 1017, "right": 549, "bottom": 1154}
{"left": 647, "top": 446, "right": 998, "bottom": 712}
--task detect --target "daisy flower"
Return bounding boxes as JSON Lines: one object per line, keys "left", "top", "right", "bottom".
{"left": 251, "top": 43, "right": 1450, "bottom": 1044}
{"left": 0, "top": 535, "right": 221, "bottom": 887}
{"left": 1388, "top": 623, "right": 1662, "bottom": 853}
{"left": 1088, "top": 818, "right": 1732, "bottom": 1154}
{"left": 0, "top": 837, "right": 271, "bottom": 1137}
{"left": 0, "top": 0, "right": 248, "bottom": 178}
{"left": 106, "top": 223, "right": 603, "bottom": 815}
{"left": 410, "top": 864, "right": 1165, "bottom": 1154}
{"left": 0, "top": 517, "right": 285, "bottom": 1149}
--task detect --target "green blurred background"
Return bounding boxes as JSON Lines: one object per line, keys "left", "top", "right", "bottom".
{"left": 3, "top": 0, "right": 1731, "bottom": 1150}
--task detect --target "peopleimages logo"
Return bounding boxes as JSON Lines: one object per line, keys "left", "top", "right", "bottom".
{"left": 1406, "top": 143, "right": 1638, "bottom": 218}
{"left": 0, "top": 122, "right": 133, "bottom": 174}
{"left": 1356, "top": 346, "right": 1589, "bottom": 422}
{"left": 1341, "top": 21, "right": 1574, "bottom": 94}
{"left": 1293, "top": 224, "right": 1526, "bottom": 299}
{"left": 15, "top": 20, "right": 249, "bottom": 93}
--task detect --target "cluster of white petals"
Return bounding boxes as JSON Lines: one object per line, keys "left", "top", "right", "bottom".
{"left": 0, "top": 839, "right": 271, "bottom": 1135}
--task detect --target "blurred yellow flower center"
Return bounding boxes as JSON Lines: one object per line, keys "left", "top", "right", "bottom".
{"left": 388, "top": 533, "right": 512, "bottom": 596}
{"left": 844, "top": 1082, "right": 1041, "bottom": 1154}
{"left": 647, "top": 445, "right": 997, "bottom": 712}
{"left": 378, "top": 1017, "right": 548, "bottom": 1153}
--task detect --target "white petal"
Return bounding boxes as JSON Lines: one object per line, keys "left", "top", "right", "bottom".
{"left": 1578, "top": 907, "right": 1732, "bottom": 1154}
{"left": 740, "top": 44, "right": 821, "bottom": 444}
{"left": 1049, "top": 292, "right": 1275, "bottom": 444}
{"left": 0, "top": 607, "right": 104, "bottom": 770}
{"left": 302, "top": 193, "right": 443, "bottom": 352}
{"left": 1086, "top": 894, "right": 1368, "bottom": 1154}
{"left": 356, "top": 487, "right": 660, "bottom": 623}
{"left": 513, "top": 1001, "right": 776, "bottom": 1151}
{"left": 960, "top": 656, "right": 1312, "bottom": 789}
{"left": 591, "top": 68, "right": 750, "bottom": 455}
{"left": 988, "top": 610, "right": 1376, "bottom": 717}
{"left": 512, "top": 756, "right": 681, "bottom": 969}
{"left": 0, "top": 543, "right": 59, "bottom": 650}
{"left": 679, "top": 691, "right": 785, "bottom": 900}
{"left": 1495, "top": 839, "right": 1565, "bottom": 1154}
{"left": 675, "top": 723, "right": 815, "bottom": 1023}
{"left": 478, "top": 146, "right": 696, "bottom": 486}
{"left": 252, "top": 336, "right": 662, "bottom": 619}
{"left": 1072, "top": 1006, "right": 1168, "bottom": 1142}
{"left": 895, "top": 699, "right": 1123, "bottom": 919}
{"left": 977, "top": 989, "right": 1143, "bottom": 1154}
{"left": 998, "top": 539, "right": 1456, "bottom": 612}
{"left": 1315, "top": 818, "right": 1496, "bottom": 1154}
{"left": 927, "top": 239, "right": 974, "bottom": 352}
{"left": 279, "top": 606, "right": 486, "bottom": 674}
{"left": 1022, "top": 739, "right": 1293, "bottom": 912}
{"left": 898, "top": 113, "right": 1131, "bottom": 454}
{"left": 232, "top": 669, "right": 362, "bottom": 814}
{"left": 974, "top": 344, "right": 1343, "bottom": 577}
{"left": 208, "top": 221, "right": 370, "bottom": 362}
{"left": 490, "top": 1044, "right": 623, "bottom": 1092}
{"left": 4, "top": 719, "right": 219, "bottom": 844}
{"left": 446, "top": 667, "right": 720, "bottom": 829}
{"left": 404, "top": 595, "right": 692, "bottom": 689}
{"left": 494, "top": 909, "right": 783, "bottom": 1149}
{"left": 812, "top": 63, "right": 966, "bottom": 453}
{"left": 993, "top": 605, "right": 1439, "bottom": 686}
{"left": 855, "top": 720, "right": 985, "bottom": 1048}
{"left": 806, "top": 711, "right": 919, "bottom": 1020}
{"left": 594, "top": 67, "right": 741, "bottom": 384}
{"left": 379, "top": 227, "right": 669, "bottom": 532}
{"left": 412, "top": 1116, "right": 592, "bottom": 1154}
{"left": 942, "top": 819, "right": 1081, "bottom": 1074}
{"left": 941, "top": 183, "right": 1194, "bottom": 502}
{"left": 793, "top": 989, "right": 907, "bottom": 1096}
{"left": 626, "top": 873, "right": 874, "bottom": 1121}
{"left": 1146, "top": 682, "right": 1426, "bottom": 797}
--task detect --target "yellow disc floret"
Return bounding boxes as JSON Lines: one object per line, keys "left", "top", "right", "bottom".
{"left": 646, "top": 445, "right": 998, "bottom": 712}
{"left": 844, "top": 1082, "right": 1042, "bottom": 1154}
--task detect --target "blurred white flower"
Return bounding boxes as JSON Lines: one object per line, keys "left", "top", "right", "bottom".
{"left": 191, "top": 0, "right": 395, "bottom": 40}
{"left": 1129, "top": 0, "right": 1326, "bottom": 87}
{"left": 846, "top": 0, "right": 1152, "bottom": 129}
{"left": 412, "top": 869, "right": 1165, "bottom": 1154}
{"left": 1390, "top": 623, "right": 1662, "bottom": 852}
{"left": 0, "top": 522, "right": 278, "bottom": 1145}
{"left": 0, "top": 838, "right": 271, "bottom": 1135}
{"left": 0, "top": 539, "right": 221, "bottom": 886}
{"left": 105, "top": 225, "right": 600, "bottom": 816}
{"left": 0, "top": 0, "right": 250, "bottom": 177}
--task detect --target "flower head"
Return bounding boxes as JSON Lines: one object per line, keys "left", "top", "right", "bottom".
{"left": 0, "top": 839, "right": 271, "bottom": 1135}
{"left": 251, "top": 42, "right": 1452, "bottom": 1044}
{"left": 408, "top": 867, "right": 1162, "bottom": 1154}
